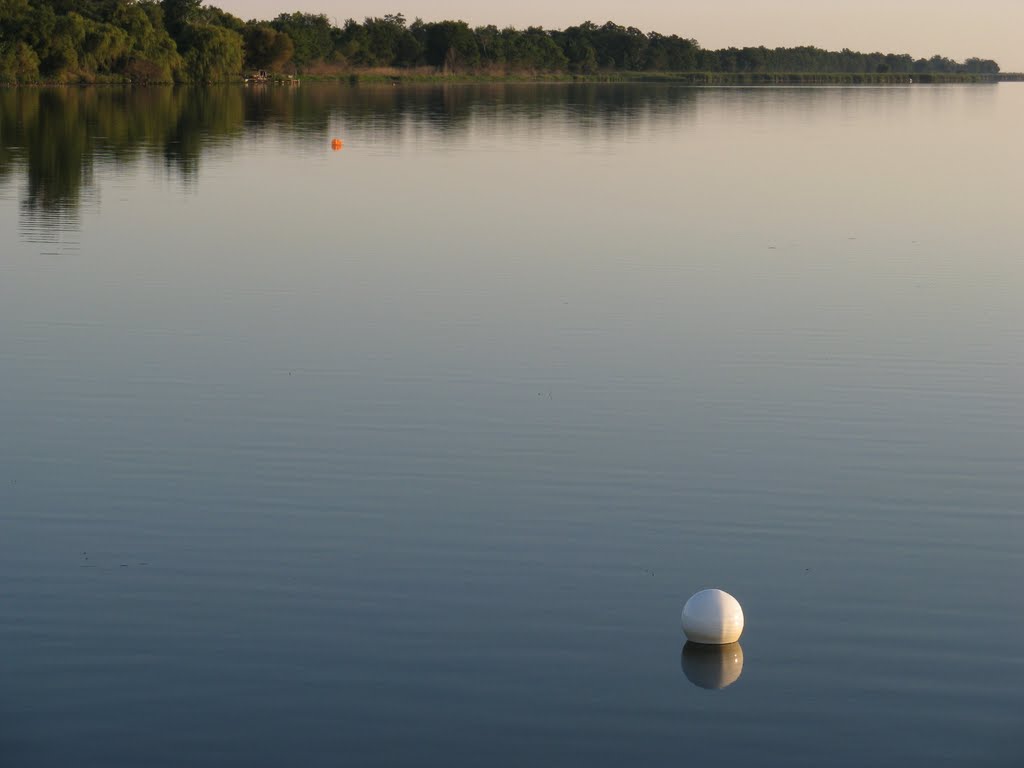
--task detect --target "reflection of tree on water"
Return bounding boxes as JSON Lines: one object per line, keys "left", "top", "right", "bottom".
{"left": 6, "top": 89, "right": 92, "bottom": 216}
{"left": 0, "top": 89, "right": 88, "bottom": 243}
{"left": 0, "top": 83, "right": 704, "bottom": 230}
{"left": 0, "top": 86, "right": 247, "bottom": 233}
{"left": 331, "top": 83, "right": 698, "bottom": 139}
{"left": 162, "top": 87, "right": 245, "bottom": 178}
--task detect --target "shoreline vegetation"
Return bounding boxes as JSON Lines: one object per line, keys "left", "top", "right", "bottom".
{"left": 1, "top": 1, "right": 1016, "bottom": 86}
{"left": 315, "top": 71, "right": 1021, "bottom": 86}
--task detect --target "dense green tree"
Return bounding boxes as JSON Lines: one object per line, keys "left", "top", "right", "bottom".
{"left": 242, "top": 22, "right": 293, "bottom": 71}
{"left": 0, "top": 0, "right": 34, "bottom": 81}
{"left": 270, "top": 11, "right": 332, "bottom": 66}
{"left": 334, "top": 14, "right": 420, "bottom": 67}
{"left": 365, "top": 14, "right": 420, "bottom": 65}
{"left": 552, "top": 22, "right": 599, "bottom": 73}
{"left": 199, "top": 4, "right": 242, "bottom": 32}
{"left": 963, "top": 57, "right": 999, "bottom": 74}
{"left": 416, "top": 20, "right": 478, "bottom": 71}
{"left": 23, "top": 0, "right": 116, "bottom": 21}
{"left": 113, "top": 1, "right": 182, "bottom": 81}
{"left": 644, "top": 33, "right": 698, "bottom": 71}
{"left": 590, "top": 22, "right": 647, "bottom": 69}
{"left": 160, "top": 0, "right": 200, "bottom": 42}
{"left": 473, "top": 25, "right": 502, "bottom": 66}
{"left": 82, "top": 16, "right": 132, "bottom": 72}
{"left": 0, "top": 40, "right": 40, "bottom": 82}
{"left": 0, "top": 0, "right": 31, "bottom": 30}
{"left": 183, "top": 22, "right": 242, "bottom": 81}
{"left": 505, "top": 27, "right": 567, "bottom": 71}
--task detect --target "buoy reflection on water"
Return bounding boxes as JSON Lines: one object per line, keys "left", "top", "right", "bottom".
{"left": 681, "top": 641, "right": 744, "bottom": 690}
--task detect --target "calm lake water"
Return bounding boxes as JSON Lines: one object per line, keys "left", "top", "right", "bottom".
{"left": 1, "top": 83, "right": 1022, "bottom": 766}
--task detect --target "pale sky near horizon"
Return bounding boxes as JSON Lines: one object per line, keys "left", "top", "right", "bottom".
{"left": 214, "top": 0, "right": 1023, "bottom": 71}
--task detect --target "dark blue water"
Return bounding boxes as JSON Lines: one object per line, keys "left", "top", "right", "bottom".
{"left": 1, "top": 83, "right": 1022, "bottom": 766}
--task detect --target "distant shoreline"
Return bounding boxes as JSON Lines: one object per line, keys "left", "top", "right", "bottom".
{"left": 3, "top": 71, "right": 1020, "bottom": 88}
{"left": 0, "top": 6, "right": 1007, "bottom": 87}
{"left": 334, "top": 70, "right": 1023, "bottom": 86}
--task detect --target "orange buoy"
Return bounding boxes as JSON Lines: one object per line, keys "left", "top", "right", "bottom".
{"left": 331, "top": 138, "right": 343, "bottom": 151}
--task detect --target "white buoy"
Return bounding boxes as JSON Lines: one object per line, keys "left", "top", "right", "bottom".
{"left": 681, "top": 588, "right": 744, "bottom": 644}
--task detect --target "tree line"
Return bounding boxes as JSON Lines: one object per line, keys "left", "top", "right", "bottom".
{"left": 0, "top": 1, "right": 1002, "bottom": 84}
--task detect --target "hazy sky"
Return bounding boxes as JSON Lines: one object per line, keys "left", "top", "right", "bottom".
{"left": 216, "top": 0, "right": 1023, "bottom": 71}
